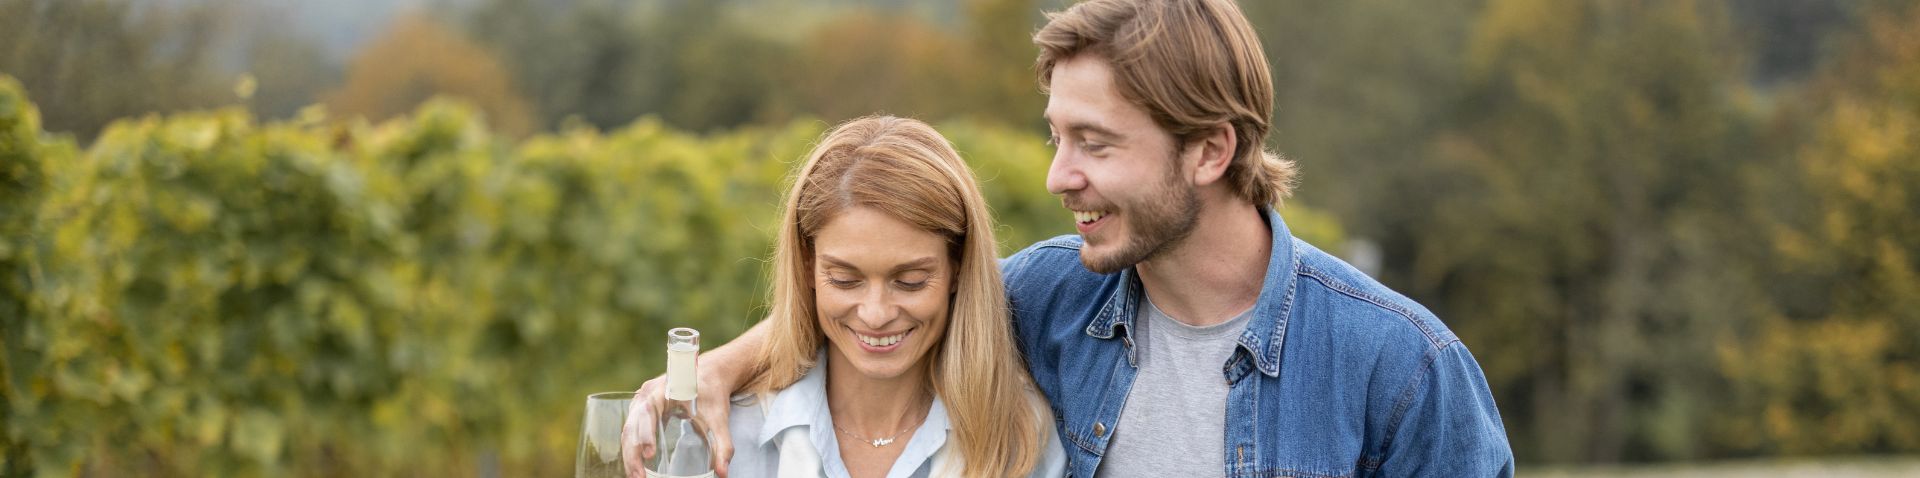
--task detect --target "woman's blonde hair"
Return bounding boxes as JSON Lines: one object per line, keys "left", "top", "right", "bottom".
{"left": 744, "top": 115, "right": 1045, "bottom": 476}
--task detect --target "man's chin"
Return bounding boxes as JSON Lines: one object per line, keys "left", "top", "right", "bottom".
{"left": 1078, "top": 246, "right": 1132, "bottom": 274}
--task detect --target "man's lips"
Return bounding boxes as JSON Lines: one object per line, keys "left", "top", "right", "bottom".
{"left": 1071, "top": 209, "right": 1110, "bottom": 224}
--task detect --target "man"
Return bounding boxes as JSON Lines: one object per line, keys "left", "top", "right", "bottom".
{"left": 630, "top": 0, "right": 1513, "bottom": 476}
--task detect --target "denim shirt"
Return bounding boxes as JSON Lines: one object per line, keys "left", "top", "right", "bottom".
{"left": 1001, "top": 208, "right": 1514, "bottom": 477}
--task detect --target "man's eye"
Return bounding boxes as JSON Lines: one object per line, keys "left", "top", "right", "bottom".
{"left": 1045, "top": 135, "right": 1061, "bottom": 147}
{"left": 1082, "top": 142, "right": 1109, "bottom": 154}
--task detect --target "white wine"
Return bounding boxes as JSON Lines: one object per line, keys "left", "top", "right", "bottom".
{"left": 649, "top": 328, "right": 715, "bottom": 478}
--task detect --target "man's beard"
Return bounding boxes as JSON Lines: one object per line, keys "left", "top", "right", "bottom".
{"left": 1080, "top": 161, "right": 1200, "bottom": 274}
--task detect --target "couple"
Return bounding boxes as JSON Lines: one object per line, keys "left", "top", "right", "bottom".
{"left": 626, "top": 0, "right": 1514, "bottom": 476}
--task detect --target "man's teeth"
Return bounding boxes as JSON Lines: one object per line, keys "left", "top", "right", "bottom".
{"left": 857, "top": 331, "right": 907, "bottom": 347}
{"left": 1073, "top": 210, "right": 1109, "bottom": 224}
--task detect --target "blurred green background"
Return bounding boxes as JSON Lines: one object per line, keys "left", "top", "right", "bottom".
{"left": 2, "top": 0, "right": 1918, "bottom": 476}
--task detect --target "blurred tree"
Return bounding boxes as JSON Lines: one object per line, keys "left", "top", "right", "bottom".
{"left": 963, "top": 0, "right": 1045, "bottom": 128}
{"left": 656, "top": 2, "right": 798, "bottom": 131}
{"left": 1408, "top": 0, "right": 1753, "bottom": 463}
{"left": 466, "top": 0, "right": 647, "bottom": 130}
{"left": 0, "top": 0, "right": 233, "bottom": 140}
{"left": 1727, "top": 0, "right": 1860, "bottom": 86}
{"left": 323, "top": 11, "right": 536, "bottom": 137}
{"left": 0, "top": 74, "right": 65, "bottom": 478}
{"left": 1718, "top": 0, "right": 1920, "bottom": 455}
{"left": 1243, "top": 0, "right": 1483, "bottom": 229}
{"left": 463, "top": 0, "right": 1048, "bottom": 133}
{"left": 240, "top": 24, "right": 340, "bottom": 121}
{"left": 788, "top": 12, "right": 971, "bottom": 123}
{"left": 465, "top": 0, "right": 797, "bottom": 132}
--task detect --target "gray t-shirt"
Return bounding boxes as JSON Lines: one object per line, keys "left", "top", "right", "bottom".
{"left": 1093, "top": 296, "right": 1254, "bottom": 478}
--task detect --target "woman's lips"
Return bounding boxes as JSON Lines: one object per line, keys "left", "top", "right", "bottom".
{"left": 851, "top": 327, "right": 912, "bottom": 353}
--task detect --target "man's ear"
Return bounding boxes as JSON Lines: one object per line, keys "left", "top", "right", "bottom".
{"left": 1185, "top": 123, "right": 1236, "bottom": 187}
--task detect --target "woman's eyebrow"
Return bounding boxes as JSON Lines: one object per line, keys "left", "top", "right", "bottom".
{"left": 889, "top": 257, "right": 938, "bottom": 274}
{"left": 816, "top": 254, "right": 938, "bottom": 274}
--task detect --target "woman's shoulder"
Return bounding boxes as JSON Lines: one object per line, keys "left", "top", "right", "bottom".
{"left": 722, "top": 394, "right": 779, "bottom": 474}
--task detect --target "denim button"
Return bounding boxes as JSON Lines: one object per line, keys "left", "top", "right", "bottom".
{"left": 1094, "top": 422, "right": 1107, "bottom": 437}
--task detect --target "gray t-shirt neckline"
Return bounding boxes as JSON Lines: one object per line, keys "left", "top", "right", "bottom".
{"left": 1093, "top": 294, "right": 1255, "bottom": 478}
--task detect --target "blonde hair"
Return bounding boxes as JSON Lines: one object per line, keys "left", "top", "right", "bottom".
{"left": 1035, "top": 0, "right": 1297, "bottom": 206}
{"left": 744, "top": 116, "right": 1045, "bottom": 477}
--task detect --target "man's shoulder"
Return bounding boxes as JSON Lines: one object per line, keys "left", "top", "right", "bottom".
{"left": 1005, "top": 234, "right": 1086, "bottom": 262}
{"left": 1286, "top": 238, "right": 1459, "bottom": 354}
{"left": 1001, "top": 235, "right": 1098, "bottom": 288}
{"left": 1000, "top": 235, "right": 1118, "bottom": 334}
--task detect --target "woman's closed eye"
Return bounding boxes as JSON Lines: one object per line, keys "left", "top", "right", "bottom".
{"left": 892, "top": 270, "right": 936, "bottom": 291}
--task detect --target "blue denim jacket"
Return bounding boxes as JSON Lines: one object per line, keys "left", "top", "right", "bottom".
{"left": 1001, "top": 208, "right": 1514, "bottom": 477}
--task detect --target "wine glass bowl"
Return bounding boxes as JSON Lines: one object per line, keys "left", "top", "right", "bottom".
{"left": 574, "top": 391, "right": 636, "bottom": 478}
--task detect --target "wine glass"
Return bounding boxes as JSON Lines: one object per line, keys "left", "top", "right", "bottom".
{"left": 575, "top": 391, "right": 636, "bottom": 478}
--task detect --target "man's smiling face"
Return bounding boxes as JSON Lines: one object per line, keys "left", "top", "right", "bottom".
{"left": 1044, "top": 53, "right": 1201, "bottom": 274}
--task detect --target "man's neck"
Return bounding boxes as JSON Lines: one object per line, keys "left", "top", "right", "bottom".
{"left": 822, "top": 349, "right": 932, "bottom": 436}
{"left": 1135, "top": 198, "right": 1270, "bottom": 328}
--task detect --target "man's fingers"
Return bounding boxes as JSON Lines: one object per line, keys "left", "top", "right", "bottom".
{"left": 622, "top": 381, "right": 665, "bottom": 477}
{"left": 711, "top": 427, "right": 733, "bottom": 478}
{"left": 625, "top": 388, "right": 658, "bottom": 454}
{"left": 705, "top": 401, "right": 733, "bottom": 478}
{"left": 623, "top": 401, "right": 650, "bottom": 477}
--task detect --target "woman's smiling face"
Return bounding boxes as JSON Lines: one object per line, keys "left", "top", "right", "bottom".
{"left": 811, "top": 206, "right": 954, "bottom": 381}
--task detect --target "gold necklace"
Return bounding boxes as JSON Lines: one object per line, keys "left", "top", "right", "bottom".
{"left": 832, "top": 407, "right": 924, "bottom": 448}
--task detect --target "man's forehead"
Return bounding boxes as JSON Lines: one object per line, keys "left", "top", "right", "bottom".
{"left": 1043, "top": 62, "right": 1139, "bottom": 138}
{"left": 1045, "top": 62, "right": 1115, "bottom": 121}
{"left": 1048, "top": 56, "right": 1118, "bottom": 101}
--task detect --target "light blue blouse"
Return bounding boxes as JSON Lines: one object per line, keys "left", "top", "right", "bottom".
{"left": 723, "top": 354, "right": 1067, "bottom": 478}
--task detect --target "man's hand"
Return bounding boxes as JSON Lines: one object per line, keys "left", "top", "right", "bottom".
{"left": 620, "top": 323, "right": 770, "bottom": 478}
{"left": 621, "top": 365, "right": 737, "bottom": 478}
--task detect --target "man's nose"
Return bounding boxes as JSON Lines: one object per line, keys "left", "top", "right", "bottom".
{"left": 1046, "top": 148, "right": 1086, "bottom": 195}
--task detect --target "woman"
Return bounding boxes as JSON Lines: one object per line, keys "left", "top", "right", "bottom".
{"left": 633, "top": 116, "right": 1064, "bottom": 478}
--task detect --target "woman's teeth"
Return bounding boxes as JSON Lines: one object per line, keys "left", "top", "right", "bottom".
{"left": 1073, "top": 210, "right": 1108, "bottom": 224}
{"left": 856, "top": 330, "right": 907, "bottom": 347}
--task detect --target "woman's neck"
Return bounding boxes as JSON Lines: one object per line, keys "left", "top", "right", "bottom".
{"left": 822, "top": 347, "right": 933, "bottom": 436}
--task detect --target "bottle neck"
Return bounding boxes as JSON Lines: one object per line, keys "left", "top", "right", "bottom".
{"left": 665, "top": 343, "right": 699, "bottom": 402}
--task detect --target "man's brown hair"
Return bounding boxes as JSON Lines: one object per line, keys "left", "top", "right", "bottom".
{"left": 1035, "top": 0, "right": 1296, "bottom": 206}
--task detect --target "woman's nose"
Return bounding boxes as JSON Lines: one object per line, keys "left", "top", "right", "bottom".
{"left": 854, "top": 288, "right": 895, "bottom": 328}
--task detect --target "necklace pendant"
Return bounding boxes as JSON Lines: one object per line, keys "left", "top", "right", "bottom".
{"left": 870, "top": 437, "right": 894, "bottom": 447}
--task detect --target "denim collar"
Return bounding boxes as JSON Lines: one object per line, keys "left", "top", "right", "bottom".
{"left": 1082, "top": 206, "right": 1298, "bottom": 377}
